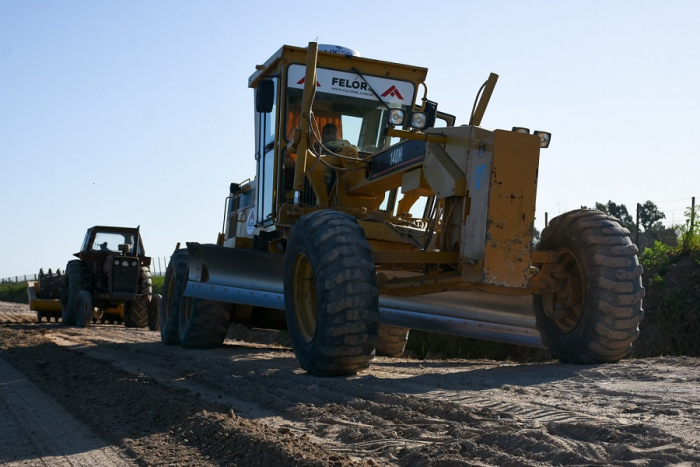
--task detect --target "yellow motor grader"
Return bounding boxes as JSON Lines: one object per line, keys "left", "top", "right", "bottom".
{"left": 159, "top": 43, "right": 644, "bottom": 376}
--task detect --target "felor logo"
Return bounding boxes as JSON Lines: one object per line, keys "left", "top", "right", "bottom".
{"left": 380, "top": 85, "right": 404, "bottom": 100}
{"left": 246, "top": 210, "right": 256, "bottom": 235}
{"left": 296, "top": 77, "right": 321, "bottom": 86}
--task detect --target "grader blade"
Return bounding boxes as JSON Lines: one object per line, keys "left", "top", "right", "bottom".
{"left": 379, "top": 291, "right": 543, "bottom": 348}
{"left": 183, "top": 243, "right": 285, "bottom": 310}
{"left": 183, "top": 242, "right": 543, "bottom": 348}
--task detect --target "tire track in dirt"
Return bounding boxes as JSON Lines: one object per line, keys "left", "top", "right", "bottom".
{"left": 3, "top": 303, "right": 700, "bottom": 466}
{"left": 42, "top": 322, "right": 700, "bottom": 466}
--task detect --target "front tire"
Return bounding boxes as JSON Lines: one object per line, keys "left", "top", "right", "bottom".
{"left": 534, "top": 209, "right": 645, "bottom": 363}
{"left": 159, "top": 250, "right": 188, "bottom": 345}
{"left": 178, "top": 297, "right": 232, "bottom": 349}
{"left": 148, "top": 294, "right": 161, "bottom": 331}
{"left": 124, "top": 267, "right": 152, "bottom": 328}
{"left": 376, "top": 324, "right": 410, "bottom": 358}
{"left": 75, "top": 290, "right": 93, "bottom": 328}
{"left": 284, "top": 210, "right": 378, "bottom": 376}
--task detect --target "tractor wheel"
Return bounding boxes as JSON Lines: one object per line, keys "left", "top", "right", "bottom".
{"left": 148, "top": 294, "right": 161, "bottom": 331}
{"left": 376, "top": 324, "right": 410, "bottom": 358}
{"left": 284, "top": 210, "right": 378, "bottom": 376}
{"left": 124, "top": 268, "right": 152, "bottom": 328}
{"left": 534, "top": 209, "right": 645, "bottom": 363}
{"left": 124, "top": 300, "right": 148, "bottom": 328}
{"left": 159, "top": 249, "right": 189, "bottom": 345}
{"left": 60, "top": 260, "right": 90, "bottom": 326}
{"left": 179, "top": 297, "right": 232, "bottom": 349}
{"left": 75, "top": 291, "right": 94, "bottom": 328}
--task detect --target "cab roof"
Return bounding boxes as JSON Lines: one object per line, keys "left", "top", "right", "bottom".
{"left": 248, "top": 44, "right": 428, "bottom": 89}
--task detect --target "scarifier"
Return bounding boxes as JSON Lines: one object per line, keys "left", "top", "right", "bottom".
{"left": 159, "top": 43, "right": 644, "bottom": 375}
{"left": 27, "top": 268, "right": 63, "bottom": 323}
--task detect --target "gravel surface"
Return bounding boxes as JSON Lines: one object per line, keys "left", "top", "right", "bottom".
{"left": 1, "top": 301, "right": 699, "bottom": 466}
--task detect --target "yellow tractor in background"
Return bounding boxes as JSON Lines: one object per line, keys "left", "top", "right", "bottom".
{"left": 159, "top": 43, "right": 644, "bottom": 376}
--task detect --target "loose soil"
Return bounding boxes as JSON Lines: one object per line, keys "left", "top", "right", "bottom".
{"left": 1, "top": 302, "right": 699, "bottom": 466}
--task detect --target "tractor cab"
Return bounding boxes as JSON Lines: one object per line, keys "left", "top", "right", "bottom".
{"left": 75, "top": 226, "right": 150, "bottom": 298}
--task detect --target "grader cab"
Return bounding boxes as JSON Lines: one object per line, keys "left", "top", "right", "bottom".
{"left": 160, "top": 43, "right": 644, "bottom": 375}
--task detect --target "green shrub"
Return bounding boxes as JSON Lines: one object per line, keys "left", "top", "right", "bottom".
{"left": 633, "top": 219, "right": 700, "bottom": 358}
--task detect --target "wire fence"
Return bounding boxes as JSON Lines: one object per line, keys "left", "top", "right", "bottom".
{"left": 1, "top": 256, "right": 171, "bottom": 284}
{"left": 4, "top": 198, "right": 696, "bottom": 284}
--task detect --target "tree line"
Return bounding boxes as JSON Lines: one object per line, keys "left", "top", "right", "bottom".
{"left": 581, "top": 199, "right": 696, "bottom": 251}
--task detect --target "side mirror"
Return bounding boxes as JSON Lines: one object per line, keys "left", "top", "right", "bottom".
{"left": 423, "top": 100, "right": 437, "bottom": 129}
{"left": 256, "top": 80, "right": 274, "bottom": 113}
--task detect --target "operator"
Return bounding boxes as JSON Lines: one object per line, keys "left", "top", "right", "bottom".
{"left": 321, "top": 122, "right": 351, "bottom": 152}
{"left": 322, "top": 123, "right": 339, "bottom": 145}
{"left": 99, "top": 242, "right": 109, "bottom": 251}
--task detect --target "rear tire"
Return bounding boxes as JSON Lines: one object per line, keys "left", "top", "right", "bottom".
{"left": 160, "top": 250, "right": 188, "bottom": 345}
{"left": 376, "top": 324, "right": 410, "bottom": 358}
{"left": 75, "top": 291, "right": 93, "bottom": 328}
{"left": 61, "top": 260, "right": 90, "bottom": 326}
{"left": 534, "top": 209, "right": 645, "bottom": 363}
{"left": 284, "top": 210, "right": 378, "bottom": 376}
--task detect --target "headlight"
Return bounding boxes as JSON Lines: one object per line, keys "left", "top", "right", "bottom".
{"left": 534, "top": 131, "right": 551, "bottom": 148}
{"left": 410, "top": 112, "right": 428, "bottom": 130}
{"left": 131, "top": 261, "right": 138, "bottom": 267}
{"left": 512, "top": 127, "right": 530, "bottom": 134}
{"left": 388, "top": 108, "right": 404, "bottom": 126}
{"left": 114, "top": 260, "right": 119, "bottom": 266}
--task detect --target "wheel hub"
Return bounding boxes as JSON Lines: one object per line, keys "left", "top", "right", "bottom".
{"left": 292, "top": 253, "right": 317, "bottom": 343}
{"left": 542, "top": 248, "right": 584, "bottom": 333}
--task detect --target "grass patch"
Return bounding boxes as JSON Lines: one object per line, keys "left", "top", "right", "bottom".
{"left": 152, "top": 275, "right": 164, "bottom": 295}
{"left": 0, "top": 281, "right": 29, "bottom": 304}
{"left": 0, "top": 276, "right": 165, "bottom": 305}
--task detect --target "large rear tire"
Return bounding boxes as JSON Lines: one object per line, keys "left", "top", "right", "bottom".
{"left": 159, "top": 250, "right": 188, "bottom": 345}
{"left": 534, "top": 209, "right": 645, "bottom": 363}
{"left": 284, "top": 210, "right": 378, "bottom": 376}
{"left": 60, "top": 260, "right": 90, "bottom": 326}
{"left": 376, "top": 324, "right": 410, "bottom": 358}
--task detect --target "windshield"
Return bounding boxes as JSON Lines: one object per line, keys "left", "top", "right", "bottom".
{"left": 90, "top": 232, "right": 140, "bottom": 255}
{"left": 285, "top": 65, "right": 415, "bottom": 154}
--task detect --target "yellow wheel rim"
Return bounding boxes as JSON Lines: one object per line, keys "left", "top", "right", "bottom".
{"left": 292, "top": 252, "right": 317, "bottom": 343}
{"left": 544, "top": 247, "right": 584, "bottom": 333}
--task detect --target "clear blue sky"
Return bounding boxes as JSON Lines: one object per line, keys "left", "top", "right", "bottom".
{"left": 1, "top": 0, "right": 698, "bottom": 278}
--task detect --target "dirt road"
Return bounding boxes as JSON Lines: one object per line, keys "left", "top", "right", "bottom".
{"left": 1, "top": 302, "right": 699, "bottom": 466}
